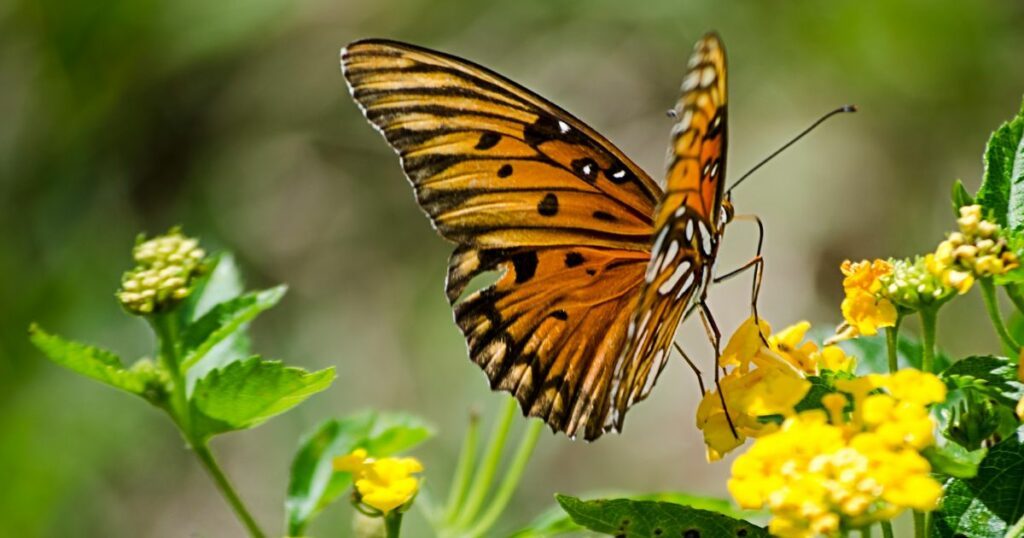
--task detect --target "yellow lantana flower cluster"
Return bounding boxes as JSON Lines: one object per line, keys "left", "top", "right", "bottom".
{"left": 696, "top": 318, "right": 856, "bottom": 461}
{"left": 929, "top": 204, "right": 1019, "bottom": 293}
{"left": 728, "top": 369, "right": 946, "bottom": 538}
{"left": 334, "top": 449, "right": 424, "bottom": 514}
{"left": 836, "top": 260, "right": 898, "bottom": 340}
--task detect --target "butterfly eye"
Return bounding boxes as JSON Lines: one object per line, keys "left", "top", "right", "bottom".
{"left": 721, "top": 200, "right": 735, "bottom": 226}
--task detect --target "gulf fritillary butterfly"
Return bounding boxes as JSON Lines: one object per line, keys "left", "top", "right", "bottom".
{"left": 342, "top": 33, "right": 742, "bottom": 441}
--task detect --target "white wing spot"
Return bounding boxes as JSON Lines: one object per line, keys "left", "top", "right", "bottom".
{"left": 612, "top": 169, "right": 627, "bottom": 179}
{"left": 558, "top": 120, "right": 570, "bottom": 133}
{"left": 675, "top": 272, "right": 696, "bottom": 299}
{"left": 647, "top": 227, "right": 669, "bottom": 282}
{"left": 682, "top": 71, "right": 700, "bottom": 91}
{"left": 658, "top": 260, "right": 691, "bottom": 295}
{"left": 685, "top": 219, "right": 694, "bottom": 241}
{"left": 660, "top": 240, "right": 680, "bottom": 273}
{"left": 699, "top": 221, "right": 713, "bottom": 256}
{"left": 582, "top": 163, "right": 593, "bottom": 176}
{"left": 700, "top": 66, "right": 716, "bottom": 87}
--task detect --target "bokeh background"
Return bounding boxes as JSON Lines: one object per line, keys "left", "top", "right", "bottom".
{"left": 3, "top": 0, "right": 1024, "bottom": 536}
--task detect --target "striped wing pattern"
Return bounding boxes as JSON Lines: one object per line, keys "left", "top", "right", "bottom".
{"left": 342, "top": 34, "right": 729, "bottom": 440}
{"left": 612, "top": 33, "right": 729, "bottom": 426}
{"left": 343, "top": 39, "right": 668, "bottom": 440}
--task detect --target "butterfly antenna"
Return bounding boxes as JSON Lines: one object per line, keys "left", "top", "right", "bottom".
{"left": 725, "top": 104, "right": 857, "bottom": 195}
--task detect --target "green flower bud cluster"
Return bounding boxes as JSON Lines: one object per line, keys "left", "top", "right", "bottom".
{"left": 878, "top": 256, "right": 953, "bottom": 310}
{"left": 934, "top": 205, "right": 1019, "bottom": 280}
{"left": 118, "top": 230, "right": 206, "bottom": 315}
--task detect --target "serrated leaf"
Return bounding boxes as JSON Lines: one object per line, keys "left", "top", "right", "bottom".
{"left": 190, "top": 357, "right": 334, "bottom": 439}
{"left": 940, "top": 355, "right": 1024, "bottom": 407}
{"left": 934, "top": 428, "right": 1024, "bottom": 537}
{"left": 923, "top": 443, "right": 987, "bottom": 479}
{"left": 285, "top": 411, "right": 434, "bottom": 535}
{"left": 975, "top": 100, "right": 1024, "bottom": 228}
{"left": 511, "top": 493, "right": 758, "bottom": 537}
{"left": 29, "top": 324, "right": 147, "bottom": 395}
{"left": 180, "top": 286, "right": 285, "bottom": 371}
{"left": 556, "top": 495, "right": 768, "bottom": 538}
{"left": 952, "top": 179, "right": 975, "bottom": 216}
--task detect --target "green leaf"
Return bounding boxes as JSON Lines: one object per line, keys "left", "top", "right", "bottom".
{"left": 190, "top": 357, "right": 334, "bottom": 439}
{"left": 934, "top": 427, "right": 1024, "bottom": 537}
{"left": 180, "top": 252, "right": 245, "bottom": 322}
{"left": 29, "top": 324, "right": 150, "bottom": 396}
{"left": 512, "top": 493, "right": 758, "bottom": 537}
{"left": 285, "top": 411, "right": 434, "bottom": 535}
{"left": 180, "top": 286, "right": 285, "bottom": 371}
{"left": 940, "top": 355, "right": 1024, "bottom": 407}
{"left": 975, "top": 98, "right": 1024, "bottom": 228}
{"left": 952, "top": 179, "right": 975, "bottom": 216}
{"left": 923, "top": 443, "right": 987, "bottom": 479}
{"left": 555, "top": 495, "right": 768, "bottom": 538}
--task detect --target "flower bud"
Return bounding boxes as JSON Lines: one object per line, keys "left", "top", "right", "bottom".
{"left": 117, "top": 229, "right": 207, "bottom": 315}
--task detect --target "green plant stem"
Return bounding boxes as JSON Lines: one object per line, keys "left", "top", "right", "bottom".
{"left": 860, "top": 524, "right": 872, "bottom": 537}
{"left": 1005, "top": 511, "right": 1024, "bottom": 538}
{"left": 385, "top": 512, "right": 404, "bottom": 538}
{"left": 980, "top": 278, "right": 1021, "bottom": 353}
{"left": 465, "top": 419, "right": 544, "bottom": 537}
{"left": 919, "top": 308, "right": 938, "bottom": 374}
{"left": 454, "top": 397, "right": 518, "bottom": 528}
{"left": 151, "top": 313, "right": 265, "bottom": 538}
{"left": 443, "top": 411, "right": 480, "bottom": 524}
{"left": 193, "top": 441, "right": 266, "bottom": 538}
{"left": 1006, "top": 284, "right": 1024, "bottom": 316}
{"left": 880, "top": 520, "right": 895, "bottom": 538}
{"left": 885, "top": 321, "right": 901, "bottom": 374}
{"left": 913, "top": 511, "right": 925, "bottom": 538}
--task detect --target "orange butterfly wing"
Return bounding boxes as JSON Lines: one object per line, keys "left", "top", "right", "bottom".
{"left": 342, "top": 39, "right": 665, "bottom": 440}
{"left": 612, "top": 33, "right": 729, "bottom": 427}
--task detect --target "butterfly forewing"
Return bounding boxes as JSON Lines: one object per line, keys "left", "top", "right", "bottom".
{"left": 611, "top": 33, "right": 729, "bottom": 428}
{"left": 342, "top": 39, "right": 671, "bottom": 440}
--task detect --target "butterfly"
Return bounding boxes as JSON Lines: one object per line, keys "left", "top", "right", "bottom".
{"left": 341, "top": 33, "right": 742, "bottom": 441}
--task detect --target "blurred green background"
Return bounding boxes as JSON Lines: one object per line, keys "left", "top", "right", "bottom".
{"left": 3, "top": 0, "right": 1023, "bottom": 536}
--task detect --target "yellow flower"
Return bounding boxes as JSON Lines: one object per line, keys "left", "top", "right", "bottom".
{"left": 697, "top": 317, "right": 817, "bottom": 461}
{"left": 728, "top": 369, "right": 945, "bottom": 536}
{"left": 927, "top": 204, "right": 1020, "bottom": 292}
{"left": 817, "top": 345, "right": 856, "bottom": 373}
{"left": 838, "top": 259, "right": 898, "bottom": 338}
{"left": 334, "top": 450, "right": 424, "bottom": 514}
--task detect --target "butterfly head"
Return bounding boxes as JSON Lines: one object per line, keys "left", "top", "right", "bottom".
{"left": 719, "top": 196, "right": 735, "bottom": 231}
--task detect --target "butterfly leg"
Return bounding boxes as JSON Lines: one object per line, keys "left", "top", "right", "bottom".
{"left": 713, "top": 214, "right": 768, "bottom": 346}
{"left": 699, "top": 300, "right": 738, "bottom": 439}
{"left": 672, "top": 341, "right": 706, "bottom": 395}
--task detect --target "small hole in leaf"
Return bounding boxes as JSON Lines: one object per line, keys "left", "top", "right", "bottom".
{"left": 737, "top": 529, "right": 748, "bottom": 537}
{"left": 654, "top": 529, "right": 663, "bottom": 536}
{"left": 684, "top": 530, "right": 701, "bottom": 538}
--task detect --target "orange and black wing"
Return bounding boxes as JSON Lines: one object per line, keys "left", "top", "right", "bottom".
{"left": 342, "top": 39, "right": 664, "bottom": 440}
{"left": 613, "top": 33, "right": 729, "bottom": 427}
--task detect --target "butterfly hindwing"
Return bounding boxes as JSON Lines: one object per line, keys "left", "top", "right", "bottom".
{"left": 342, "top": 39, "right": 669, "bottom": 440}
{"left": 612, "top": 33, "right": 729, "bottom": 428}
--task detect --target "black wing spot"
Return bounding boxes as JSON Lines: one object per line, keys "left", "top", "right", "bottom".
{"left": 475, "top": 132, "right": 501, "bottom": 150}
{"left": 564, "top": 251, "right": 585, "bottom": 267}
{"left": 538, "top": 193, "right": 559, "bottom": 216}
{"left": 497, "top": 164, "right": 513, "bottom": 178}
{"left": 586, "top": 268, "right": 597, "bottom": 276}
{"left": 571, "top": 157, "right": 599, "bottom": 182}
{"left": 510, "top": 251, "right": 538, "bottom": 283}
{"left": 549, "top": 310, "right": 568, "bottom": 320}
{"left": 605, "top": 166, "right": 635, "bottom": 185}
{"left": 592, "top": 210, "right": 617, "bottom": 222}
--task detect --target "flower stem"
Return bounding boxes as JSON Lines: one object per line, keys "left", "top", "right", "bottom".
{"left": 860, "top": 524, "right": 873, "bottom": 537}
{"left": 454, "top": 397, "right": 518, "bottom": 528}
{"left": 880, "top": 520, "right": 895, "bottom": 538}
{"left": 384, "top": 511, "right": 404, "bottom": 538}
{"left": 913, "top": 511, "right": 925, "bottom": 538}
{"left": 193, "top": 441, "right": 266, "bottom": 538}
{"left": 465, "top": 418, "right": 544, "bottom": 537}
{"left": 443, "top": 411, "right": 480, "bottom": 524}
{"left": 980, "top": 277, "right": 1021, "bottom": 353}
{"left": 1005, "top": 510, "right": 1024, "bottom": 538}
{"left": 885, "top": 321, "right": 901, "bottom": 374}
{"left": 918, "top": 308, "right": 938, "bottom": 374}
